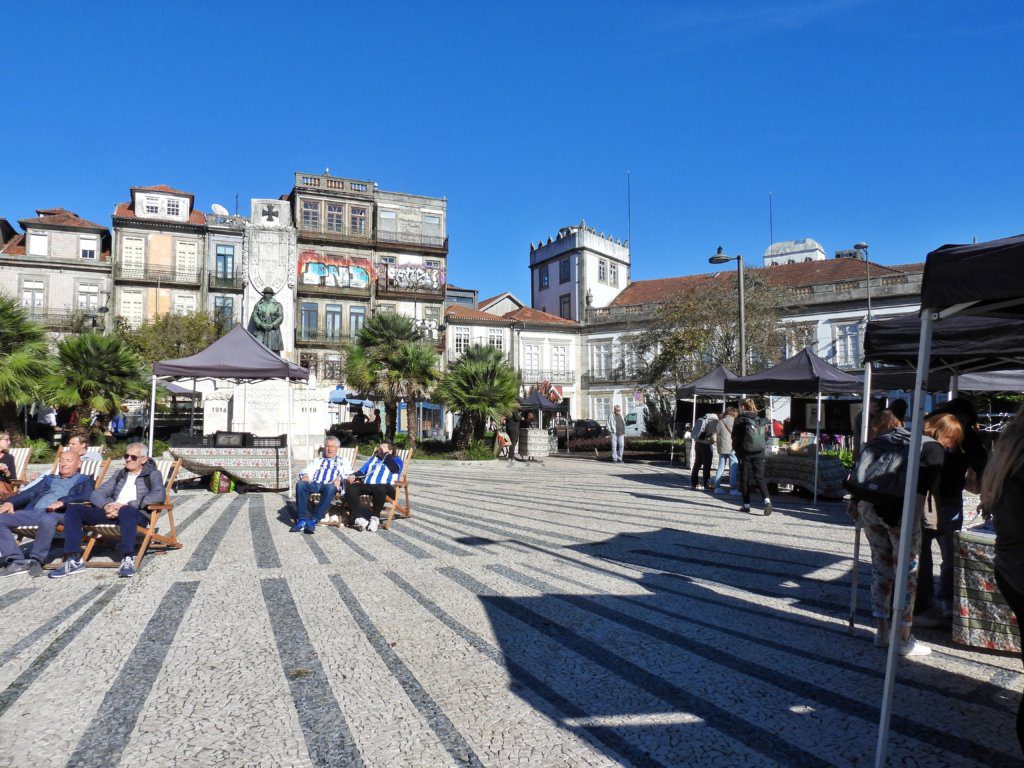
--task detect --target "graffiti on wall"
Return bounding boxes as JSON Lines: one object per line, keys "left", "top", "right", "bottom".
{"left": 387, "top": 265, "right": 445, "bottom": 291}
{"left": 298, "top": 252, "right": 374, "bottom": 289}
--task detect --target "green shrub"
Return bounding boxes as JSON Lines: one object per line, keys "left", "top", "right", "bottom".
{"left": 463, "top": 440, "right": 496, "bottom": 461}
{"left": 391, "top": 433, "right": 409, "bottom": 449}
{"left": 26, "top": 438, "right": 55, "bottom": 463}
{"left": 568, "top": 436, "right": 684, "bottom": 453}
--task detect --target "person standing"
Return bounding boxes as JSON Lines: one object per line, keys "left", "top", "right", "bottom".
{"left": 505, "top": 410, "right": 522, "bottom": 463}
{"left": 519, "top": 412, "right": 535, "bottom": 459}
{"left": 607, "top": 404, "right": 627, "bottom": 463}
{"left": 982, "top": 404, "right": 1024, "bottom": 754}
{"left": 0, "top": 432, "right": 17, "bottom": 499}
{"left": 732, "top": 399, "right": 772, "bottom": 515}
{"left": 713, "top": 408, "right": 739, "bottom": 495}
{"left": 691, "top": 412, "right": 718, "bottom": 490}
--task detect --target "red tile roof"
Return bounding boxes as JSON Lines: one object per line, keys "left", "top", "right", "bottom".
{"left": 131, "top": 184, "right": 194, "bottom": 197}
{"left": 0, "top": 233, "right": 25, "bottom": 255}
{"left": 503, "top": 307, "right": 580, "bottom": 326}
{"left": 478, "top": 291, "right": 524, "bottom": 310}
{"left": 609, "top": 274, "right": 722, "bottom": 306}
{"left": 114, "top": 201, "right": 206, "bottom": 226}
{"left": 18, "top": 208, "right": 108, "bottom": 231}
{"left": 446, "top": 305, "right": 514, "bottom": 323}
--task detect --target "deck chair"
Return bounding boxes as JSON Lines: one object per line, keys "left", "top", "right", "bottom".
{"left": 380, "top": 448, "right": 413, "bottom": 530}
{"left": 306, "top": 447, "right": 358, "bottom": 524}
{"left": 6, "top": 447, "right": 32, "bottom": 490}
{"left": 81, "top": 458, "right": 183, "bottom": 569}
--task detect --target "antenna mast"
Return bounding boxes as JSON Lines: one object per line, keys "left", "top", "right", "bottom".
{"left": 769, "top": 192, "right": 774, "bottom": 248}
{"left": 627, "top": 170, "right": 632, "bottom": 254}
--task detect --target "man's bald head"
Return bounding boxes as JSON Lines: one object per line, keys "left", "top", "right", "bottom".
{"left": 58, "top": 451, "right": 82, "bottom": 477}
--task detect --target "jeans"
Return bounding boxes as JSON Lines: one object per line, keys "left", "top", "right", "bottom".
{"left": 62, "top": 503, "right": 140, "bottom": 557}
{"left": 344, "top": 482, "right": 395, "bottom": 520}
{"left": 996, "top": 568, "right": 1024, "bottom": 754}
{"left": 713, "top": 452, "right": 738, "bottom": 490}
{"left": 0, "top": 508, "right": 63, "bottom": 563}
{"left": 916, "top": 496, "right": 963, "bottom": 614}
{"left": 295, "top": 480, "right": 339, "bottom": 523}
{"left": 610, "top": 434, "right": 625, "bottom": 461}
{"left": 738, "top": 454, "right": 770, "bottom": 504}
{"left": 691, "top": 444, "right": 713, "bottom": 487}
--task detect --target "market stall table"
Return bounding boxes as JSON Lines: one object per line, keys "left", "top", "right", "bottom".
{"left": 170, "top": 444, "right": 291, "bottom": 490}
{"left": 953, "top": 528, "right": 1021, "bottom": 653}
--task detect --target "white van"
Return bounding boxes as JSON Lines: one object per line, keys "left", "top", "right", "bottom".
{"left": 624, "top": 405, "right": 647, "bottom": 436}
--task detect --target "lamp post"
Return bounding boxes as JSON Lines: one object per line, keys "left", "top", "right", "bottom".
{"left": 855, "top": 242, "right": 871, "bottom": 321}
{"left": 709, "top": 246, "right": 746, "bottom": 376}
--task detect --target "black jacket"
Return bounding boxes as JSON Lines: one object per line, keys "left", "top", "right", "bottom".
{"left": 731, "top": 411, "right": 764, "bottom": 458}
{"left": 91, "top": 459, "right": 166, "bottom": 509}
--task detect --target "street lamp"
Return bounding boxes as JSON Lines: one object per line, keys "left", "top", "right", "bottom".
{"left": 855, "top": 242, "right": 872, "bottom": 320}
{"left": 709, "top": 246, "right": 746, "bottom": 376}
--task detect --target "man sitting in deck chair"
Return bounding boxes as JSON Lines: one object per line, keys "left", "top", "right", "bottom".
{"left": 0, "top": 451, "right": 94, "bottom": 578}
{"left": 344, "top": 440, "right": 404, "bottom": 533}
{"left": 20, "top": 433, "right": 103, "bottom": 492}
{"left": 292, "top": 436, "right": 353, "bottom": 534}
{"left": 50, "top": 443, "right": 164, "bottom": 580}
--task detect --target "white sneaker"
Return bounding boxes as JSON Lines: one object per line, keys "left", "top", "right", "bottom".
{"left": 353, "top": 517, "right": 369, "bottom": 532}
{"left": 897, "top": 637, "right": 932, "bottom": 657}
{"left": 368, "top": 516, "right": 380, "bottom": 532}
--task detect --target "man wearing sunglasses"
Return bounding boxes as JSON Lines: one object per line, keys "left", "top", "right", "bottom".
{"left": 50, "top": 442, "right": 165, "bottom": 579}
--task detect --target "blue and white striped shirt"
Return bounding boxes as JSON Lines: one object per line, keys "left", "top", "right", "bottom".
{"left": 356, "top": 453, "right": 403, "bottom": 485}
{"left": 299, "top": 456, "right": 352, "bottom": 485}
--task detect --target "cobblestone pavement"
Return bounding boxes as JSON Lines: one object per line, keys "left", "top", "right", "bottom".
{"left": 1, "top": 457, "right": 1021, "bottom": 767}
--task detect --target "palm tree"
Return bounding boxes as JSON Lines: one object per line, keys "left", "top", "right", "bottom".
{"left": 48, "top": 334, "right": 149, "bottom": 427}
{"left": 0, "top": 295, "right": 56, "bottom": 432}
{"left": 436, "top": 344, "right": 520, "bottom": 448}
{"left": 344, "top": 312, "right": 438, "bottom": 447}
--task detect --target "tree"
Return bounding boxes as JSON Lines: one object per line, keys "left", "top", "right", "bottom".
{"left": 625, "top": 269, "right": 789, "bottom": 396}
{"left": 343, "top": 312, "right": 439, "bottom": 448}
{"left": 47, "top": 334, "right": 149, "bottom": 427}
{"left": 117, "top": 311, "right": 225, "bottom": 369}
{"left": 0, "top": 295, "right": 56, "bottom": 432}
{"left": 436, "top": 345, "right": 520, "bottom": 448}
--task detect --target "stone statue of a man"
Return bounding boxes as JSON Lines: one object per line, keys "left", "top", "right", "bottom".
{"left": 249, "top": 287, "right": 284, "bottom": 353}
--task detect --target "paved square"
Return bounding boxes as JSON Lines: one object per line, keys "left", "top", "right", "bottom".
{"left": 0, "top": 458, "right": 1020, "bottom": 767}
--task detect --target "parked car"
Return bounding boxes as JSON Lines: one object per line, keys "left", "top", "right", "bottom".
{"left": 569, "top": 419, "right": 609, "bottom": 440}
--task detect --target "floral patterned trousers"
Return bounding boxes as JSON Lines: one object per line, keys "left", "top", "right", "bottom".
{"left": 859, "top": 500, "right": 923, "bottom": 627}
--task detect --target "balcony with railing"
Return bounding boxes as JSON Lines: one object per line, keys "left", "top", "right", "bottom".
{"left": 297, "top": 220, "right": 372, "bottom": 244}
{"left": 519, "top": 369, "right": 576, "bottom": 385}
{"left": 294, "top": 172, "right": 374, "bottom": 197}
{"left": 208, "top": 271, "right": 244, "bottom": 291}
{"left": 581, "top": 369, "right": 639, "bottom": 387}
{"left": 115, "top": 263, "right": 201, "bottom": 285}
{"left": 376, "top": 267, "right": 445, "bottom": 299}
{"left": 295, "top": 329, "right": 347, "bottom": 347}
{"left": 24, "top": 310, "right": 87, "bottom": 331}
{"left": 376, "top": 229, "right": 448, "bottom": 251}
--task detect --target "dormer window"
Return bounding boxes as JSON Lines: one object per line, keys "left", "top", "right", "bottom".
{"left": 80, "top": 235, "right": 98, "bottom": 260}
{"left": 167, "top": 199, "right": 180, "bottom": 217}
{"left": 144, "top": 197, "right": 160, "bottom": 215}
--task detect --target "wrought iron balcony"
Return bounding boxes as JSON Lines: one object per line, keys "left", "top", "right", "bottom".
{"left": 208, "top": 272, "right": 244, "bottom": 291}
{"left": 115, "top": 264, "right": 201, "bottom": 285}
{"left": 519, "top": 370, "right": 576, "bottom": 385}
{"left": 582, "top": 370, "right": 638, "bottom": 387}
{"left": 24, "top": 310, "right": 86, "bottom": 331}
{"left": 376, "top": 268, "right": 445, "bottom": 298}
{"left": 376, "top": 230, "right": 447, "bottom": 250}
{"left": 298, "top": 221, "right": 372, "bottom": 243}
{"left": 295, "top": 329, "right": 346, "bottom": 347}
{"left": 296, "top": 278, "right": 371, "bottom": 298}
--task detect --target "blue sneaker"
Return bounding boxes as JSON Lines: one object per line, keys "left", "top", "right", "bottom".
{"left": 302, "top": 521, "right": 316, "bottom": 534}
{"left": 118, "top": 556, "right": 137, "bottom": 578}
{"left": 289, "top": 520, "right": 308, "bottom": 533}
{"left": 49, "top": 557, "right": 86, "bottom": 579}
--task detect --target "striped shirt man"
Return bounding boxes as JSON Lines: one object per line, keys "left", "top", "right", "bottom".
{"left": 299, "top": 455, "right": 352, "bottom": 485}
{"left": 354, "top": 452, "right": 403, "bottom": 485}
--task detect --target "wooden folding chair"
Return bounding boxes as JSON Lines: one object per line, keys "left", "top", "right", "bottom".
{"left": 381, "top": 448, "right": 413, "bottom": 530}
{"left": 307, "top": 447, "right": 358, "bottom": 524}
{"left": 6, "top": 447, "right": 32, "bottom": 490}
{"left": 81, "top": 458, "right": 183, "bottom": 569}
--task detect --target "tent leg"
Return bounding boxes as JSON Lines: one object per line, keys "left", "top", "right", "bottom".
{"left": 850, "top": 363, "right": 873, "bottom": 634}
{"left": 875, "top": 310, "right": 934, "bottom": 768}
{"left": 148, "top": 375, "right": 157, "bottom": 457}
{"left": 286, "top": 376, "right": 294, "bottom": 502}
{"left": 813, "top": 391, "right": 821, "bottom": 504}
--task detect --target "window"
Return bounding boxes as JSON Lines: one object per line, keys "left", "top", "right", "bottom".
{"left": 324, "top": 353, "right": 343, "bottom": 380}
{"left": 598, "top": 259, "right": 608, "bottom": 283}
{"left": 422, "top": 213, "right": 441, "bottom": 240}
{"left": 559, "top": 257, "right": 570, "bottom": 284}
{"left": 424, "top": 304, "right": 441, "bottom": 324}
{"left": 609, "top": 263, "right": 618, "bottom": 286}
{"left": 593, "top": 397, "right": 611, "bottom": 422}
{"left": 539, "top": 264, "right": 549, "bottom": 289}
{"left": 144, "top": 197, "right": 159, "bottom": 215}
{"left": 300, "top": 303, "right": 318, "bottom": 339}
{"left": 215, "top": 244, "right": 235, "bottom": 278}
{"left": 453, "top": 326, "right": 470, "bottom": 355}
{"left": 325, "top": 304, "right": 343, "bottom": 339}
{"left": 379, "top": 209, "right": 397, "bottom": 234}
{"left": 302, "top": 200, "right": 320, "bottom": 230}
{"left": 173, "top": 294, "right": 197, "bottom": 314}
{"left": 552, "top": 345, "right": 567, "bottom": 373}
{"left": 349, "top": 305, "right": 366, "bottom": 337}
{"left": 175, "top": 241, "right": 198, "bottom": 281}
{"left": 166, "top": 199, "right": 180, "bottom": 217}
{"left": 79, "top": 235, "right": 98, "bottom": 260}
{"left": 425, "top": 258, "right": 442, "bottom": 269}
{"left": 213, "top": 295, "right": 233, "bottom": 327}
{"left": 488, "top": 328, "right": 503, "bottom": 352}
{"left": 559, "top": 293, "right": 571, "bottom": 319}
{"left": 833, "top": 322, "right": 861, "bottom": 368}
{"left": 380, "top": 254, "right": 397, "bottom": 266}
{"left": 299, "top": 353, "right": 319, "bottom": 378}
{"left": 523, "top": 343, "right": 540, "bottom": 375}
{"left": 592, "top": 343, "right": 612, "bottom": 375}
{"left": 122, "top": 236, "right": 145, "bottom": 275}
{"left": 377, "top": 302, "right": 397, "bottom": 314}
{"left": 27, "top": 232, "right": 47, "bottom": 256}
{"left": 22, "top": 279, "right": 44, "bottom": 309}
{"left": 119, "top": 288, "right": 144, "bottom": 327}
{"left": 326, "top": 203, "right": 344, "bottom": 232}
{"left": 77, "top": 283, "right": 99, "bottom": 310}
{"left": 350, "top": 206, "right": 367, "bottom": 235}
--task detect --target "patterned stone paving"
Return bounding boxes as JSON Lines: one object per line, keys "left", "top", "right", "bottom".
{"left": 1, "top": 457, "right": 1022, "bottom": 767}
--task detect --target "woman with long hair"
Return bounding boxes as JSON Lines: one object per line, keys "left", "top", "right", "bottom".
{"left": 859, "top": 411, "right": 963, "bottom": 656}
{"left": 0, "top": 432, "right": 16, "bottom": 499}
{"left": 981, "top": 404, "right": 1024, "bottom": 753}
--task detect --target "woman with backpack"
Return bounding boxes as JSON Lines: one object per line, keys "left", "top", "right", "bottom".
{"left": 982, "top": 404, "right": 1024, "bottom": 753}
{"left": 856, "top": 410, "right": 962, "bottom": 656}
{"left": 732, "top": 399, "right": 772, "bottom": 515}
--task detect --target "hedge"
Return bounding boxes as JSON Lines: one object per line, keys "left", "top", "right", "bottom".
{"left": 567, "top": 437, "right": 684, "bottom": 453}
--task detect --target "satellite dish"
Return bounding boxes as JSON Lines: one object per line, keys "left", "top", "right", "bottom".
{"left": 211, "top": 203, "right": 230, "bottom": 216}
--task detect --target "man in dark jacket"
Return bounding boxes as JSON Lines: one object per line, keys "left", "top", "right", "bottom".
{"left": 732, "top": 399, "right": 773, "bottom": 516}
{"left": 505, "top": 411, "right": 522, "bottom": 462}
{"left": 50, "top": 443, "right": 165, "bottom": 580}
{"left": 0, "top": 452, "right": 94, "bottom": 577}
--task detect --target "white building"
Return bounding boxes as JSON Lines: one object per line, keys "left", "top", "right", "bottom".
{"left": 763, "top": 238, "right": 827, "bottom": 266}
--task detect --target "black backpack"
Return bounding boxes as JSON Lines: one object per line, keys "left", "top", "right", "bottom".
{"left": 844, "top": 427, "right": 936, "bottom": 508}
{"left": 738, "top": 415, "right": 765, "bottom": 454}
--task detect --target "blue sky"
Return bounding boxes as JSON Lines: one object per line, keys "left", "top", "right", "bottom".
{"left": 3, "top": 1, "right": 1022, "bottom": 300}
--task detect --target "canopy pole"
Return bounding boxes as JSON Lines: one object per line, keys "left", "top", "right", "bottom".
{"left": 950, "top": 372, "right": 959, "bottom": 399}
{"left": 286, "top": 376, "right": 294, "bottom": 501}
{"left": 148, "top": 375, "right": 157, "bottom": 456}
{"left": 813, "top": 390, "right": 822, "bottom": 504}
{"left": 850, "top": 362, "right": 873, "bottom": 633}
{"left": 875, "top": 310, "right": 935, "bottom": 768}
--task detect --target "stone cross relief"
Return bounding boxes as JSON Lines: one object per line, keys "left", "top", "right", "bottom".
{"left": 262, "top": 205, "right": 279, "bottom": 223}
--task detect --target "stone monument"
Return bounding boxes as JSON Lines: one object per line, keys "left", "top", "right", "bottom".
{"left": 248, "top": 287, "right": 285, "bottom": 353}
{"left": 243, "top": 198, "right": 296, "bottom": 361}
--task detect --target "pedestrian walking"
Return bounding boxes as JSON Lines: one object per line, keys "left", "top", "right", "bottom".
{"left": 713, "top": 407, "right": 739, "bottom": 495}
{"left": 690, "top": 412, "right": 718, "bottom": 489}
{"left": 505, "top": 410, "right": 521, "bottom": 463}
{"left": 607, "top": 404, "right": 627, "bottom": 463}
{"left": 732, "top": 399, "right": 772, "bottom": 515}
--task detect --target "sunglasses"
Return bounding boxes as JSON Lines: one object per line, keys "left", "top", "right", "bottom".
{"left": 124, "top": 454, "right": 140, "bottom": 461}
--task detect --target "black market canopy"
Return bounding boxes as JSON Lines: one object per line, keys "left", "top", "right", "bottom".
{"left": 517, "top": 390, "right": 569, "bottom": 412}
{"left": 724, "top": 348, "right": 862, "bottom": 394}
{"left": 919, "top": 233, "right": 1024, "bottom": 319}
{"left": 676, "top": 364, "right": 738, "bottom": 399}
{"left": 153, "top": 324, "right": 308, "bottom": 382}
